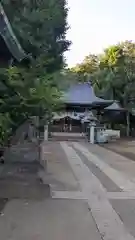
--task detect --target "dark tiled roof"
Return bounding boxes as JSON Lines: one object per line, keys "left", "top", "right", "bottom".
{"left": 0, "top": 3, "right": 26, "bottom": 62}
{"left": 105, "top": 101, "right": 125, "bottom": 111}
{"left": 63, "top": 82, "right": 113, "bottom": 106}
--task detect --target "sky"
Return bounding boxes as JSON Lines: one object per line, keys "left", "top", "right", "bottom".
{"left": 65, "top": 0, "right": 135, "bottom": 67}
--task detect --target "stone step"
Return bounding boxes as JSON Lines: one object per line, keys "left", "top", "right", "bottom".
{"left": 49, "top": 132, "right": 87, "bottom": 142}
{"left": 49, "top": 137, "right": 87, "bottom": 142}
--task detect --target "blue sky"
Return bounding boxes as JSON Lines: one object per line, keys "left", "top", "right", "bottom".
{"left": 65, "top": 0, "right": 135, "bottom": 67}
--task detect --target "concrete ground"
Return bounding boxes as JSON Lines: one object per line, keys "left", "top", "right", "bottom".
{"left": 0, "top": 199, "right": 101, "bottom": 240}
{"left": 102, "top": 138, "right": 135, "bottom": 161}
{"left": 0, "top": 141, "right": 50, "bottom": 200}
{"left": 2, "top": 140, "right": 135, "bottom": 239}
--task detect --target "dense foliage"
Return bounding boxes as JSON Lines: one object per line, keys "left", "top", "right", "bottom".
{"left": 65, "top": 41, "right": 135, "bottom": 136}
{"left": 2, "top": 0, "right": 70, "bottom": 69}
{"left": 0, "top": 0, "right": 70, "bottom": 145}
{"left": 70, "top": 41, "right": 135, "bottom": 109}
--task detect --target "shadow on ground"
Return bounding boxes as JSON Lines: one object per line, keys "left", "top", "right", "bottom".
{"left": 0, "top": 142, "right": 50, "bottom": 212}
{"left": 0, "top": 162, "right": 50, "bottom": 200}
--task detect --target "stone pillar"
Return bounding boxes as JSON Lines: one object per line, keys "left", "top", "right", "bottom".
{"left": 28, "top": 124, "right": 34, "bottom": 142}
{"left": 40, "top": 143, "right": 47, "bottom": 170}
{"left": 44, "top": 124, "right": 48, "bottom": 141}
{"left": 126, "top": 111, "right": 130, "bottom": 137}
{"left": 90, "top": 124, "right": 95, "bottom": 144}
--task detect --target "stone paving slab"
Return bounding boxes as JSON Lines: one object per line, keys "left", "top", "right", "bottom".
{"left": 107, "top": 192, "right": 135, "bottom": 199}
{"left": 102, "top": 140, "right": 135, "bottom": 162}
{"left": 70, "top": 141, "right": 135, "bottom": 240}
{"left": 73, "top": 146, "right": 122, "bottom": 192}
{"left": 110, "top": 199, "right": 135, "bottom": 238}
{"left": 74, "top": 142, "right": 135, "bottom": 192}
{"left": 41, "top": 142, "right": 80, "bottom": 191}
{"left": 81, "top": 142, "right": 135, "bottom": 179}
{"left": 2, "top": 140, "right": 135, "bottom": 240}
{"left": 61, "top": 142, "right": 135, "bottom": 240}
{"left": 0, "top": 162, "right": 50, "bottom": 200}
{"left": 0, "top": 199, "right": 102, "bottom": 240}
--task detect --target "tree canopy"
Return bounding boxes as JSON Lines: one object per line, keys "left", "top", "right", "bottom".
{"left": 0, "top": 0, "right": 70, "bottom": 145}
{"left": 2, "top": 0, "right": 70, "bottom": 70}
{"left": 69, "top": 41, "right": 135, "bottom": 109}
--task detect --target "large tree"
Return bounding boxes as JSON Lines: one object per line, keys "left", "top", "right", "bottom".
{"left": 71, "top": 54, "right": 99, "bottom": 82}
{"left": 97, "top": 41, "right": 135, "bottom": 105}
{"left": 0, "top": 0, "right": 70, "bottom": 145}
{"left": 2, "top": 0, "right": 70, "bottom": 71}
{"left": 70, "top": 41, "right": 135, "bottom": 107}
{"left": 67, "top": 41, "right": 135, "bottom": 136}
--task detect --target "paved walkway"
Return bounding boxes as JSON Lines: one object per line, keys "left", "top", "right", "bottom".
{"left": 1, "top": 141, "right": 135, "bottom": 239}
{"left": 50, "top": 142, "right": 135, "bottom": 240}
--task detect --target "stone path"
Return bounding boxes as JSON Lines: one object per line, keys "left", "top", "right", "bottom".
{"left": 60, "top": 142, "right": 135, "bottom": 240}
{"left": 39, "top": 142, "right": 79, "bottom": 192}
{"left": 102, "top": 139, "right": 135, "bottom": 162}
{"left": 28, "top": 141, "right": 135, "bottom": 239}
{"left": 0, "top": 199, "right": 101, "bottom": 240}
{"left": 2, "top": 141, "right": 135, "bottom": 239}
